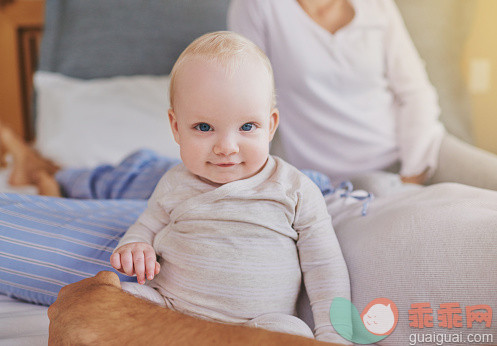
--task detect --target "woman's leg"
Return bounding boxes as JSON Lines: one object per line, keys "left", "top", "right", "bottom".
{"left": 428, "top": 133, "right": 497, "bottom": 190}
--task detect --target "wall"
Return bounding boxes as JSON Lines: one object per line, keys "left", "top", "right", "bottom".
{"left": 462, "top": 0, "right": 497, "bottom": 154}
{"left": 395, "top": 0, "right": 476, "bottom": 144}
{"left": 396, "top": 0, "right": 497, "bottom": 154}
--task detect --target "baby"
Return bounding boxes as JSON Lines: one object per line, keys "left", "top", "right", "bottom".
{"left": 110, "top": 31, "right": 350, "bottom": 344}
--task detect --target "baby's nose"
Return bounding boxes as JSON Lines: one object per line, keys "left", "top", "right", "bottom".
{"left": 213, "top": 136, "right": 239, "bottom": 156}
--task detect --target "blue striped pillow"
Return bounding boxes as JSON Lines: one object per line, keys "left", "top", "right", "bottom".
{"left": 0, "top": 193, "right": 142, "bottom": 306}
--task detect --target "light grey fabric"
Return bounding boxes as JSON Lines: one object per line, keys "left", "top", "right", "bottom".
{"left": 331, "top": 183, "right": 497, "bottom": 345}
{"left": 39, "top": 0, "right": 229, "bottom": 79}
{"left": 429, "top": 133, "right": 497, "bottom": 191}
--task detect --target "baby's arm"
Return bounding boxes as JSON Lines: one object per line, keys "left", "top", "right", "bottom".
{"left": 111, "top": 174, "right": 172, "bottom": 283}
{"left": 295, "top": 180, "right": 352, "bottom": 345}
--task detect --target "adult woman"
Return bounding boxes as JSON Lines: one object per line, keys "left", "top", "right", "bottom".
{"left": 228, "top": 0, "right": 497, "bottom": 192}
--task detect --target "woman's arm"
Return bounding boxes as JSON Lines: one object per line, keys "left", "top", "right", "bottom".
{"left": 48, "top": 271, "right": 334, "bottom": 346}
{"left": 382, "top": 0, "right": 445, "bottom": 180}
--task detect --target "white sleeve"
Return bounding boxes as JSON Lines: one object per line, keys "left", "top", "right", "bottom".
{"left": 294, "top": 180, "right": 352, "bottom": 344}
{"left": 382, "top": 0, "right": 445, "bottom": 177}
{"left": 227, "top": 0, "right": 268, "bottom": 53}
{"left": 116, "top": 174, "right": 171, "bottom": 249}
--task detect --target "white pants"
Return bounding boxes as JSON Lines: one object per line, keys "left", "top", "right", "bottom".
{"left": 121, "top": 282, "right": 314, "bottom": 339}
{"left": 428, "top": 133, "right": 497, "bottom": 190}
{"left": 348, "top": 133, "right": 497, "bottom": 198}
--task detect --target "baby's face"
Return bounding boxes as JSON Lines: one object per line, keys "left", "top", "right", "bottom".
{"left": 169, "top": 56, "right": 278, "bottom": 184}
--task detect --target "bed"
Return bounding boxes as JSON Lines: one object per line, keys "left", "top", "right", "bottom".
{"left": 0, "top": 1, "right": 228, "bottom": 344}
{"left": 1, "top": 1, "right": 496, "bottom": 345}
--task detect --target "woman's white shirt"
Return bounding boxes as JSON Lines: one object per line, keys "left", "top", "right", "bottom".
{"left": 228, "top": 0, "right": 445, "bottom": 182}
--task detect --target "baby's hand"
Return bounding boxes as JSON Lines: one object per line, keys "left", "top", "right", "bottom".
{"left": 110, "top": 242, "right": 160, "bottom": 285}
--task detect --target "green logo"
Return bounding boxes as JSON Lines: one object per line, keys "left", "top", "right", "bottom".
{"left": 330, "top": 297, "right": 398, "bottom": 344}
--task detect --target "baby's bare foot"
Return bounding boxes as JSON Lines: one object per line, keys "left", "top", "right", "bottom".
{"left": 33, "top": 170, "right": 62, "bottom": 197}
{"left": 0, "top": 125, "right": 60, "bottom": 186}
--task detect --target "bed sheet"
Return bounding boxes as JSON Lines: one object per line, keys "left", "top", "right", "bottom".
{"left": 0, "top": 295, "right": 48, "bottom": 346}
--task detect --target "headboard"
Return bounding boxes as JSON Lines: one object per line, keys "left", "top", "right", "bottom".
{"left": 38, "top": 0, "right": 230, "bottom": 79}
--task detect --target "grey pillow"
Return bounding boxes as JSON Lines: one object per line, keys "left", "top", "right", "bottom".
{"left": 331, "top": 183, "right": 497, "bottom": 345}
{"left": 38, "top": 0, "right": 229, "bottom": 79}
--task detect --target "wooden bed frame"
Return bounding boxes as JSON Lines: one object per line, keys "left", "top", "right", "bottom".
{"left": 0, "top": 0, "right": 45, "bottom": 141}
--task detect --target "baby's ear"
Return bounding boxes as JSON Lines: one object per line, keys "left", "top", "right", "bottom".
{"left": 268, "top": 108, "right": 279, "bottom": 141}
{"left": 168, "top": 108, "right": 180, "bottom": 144}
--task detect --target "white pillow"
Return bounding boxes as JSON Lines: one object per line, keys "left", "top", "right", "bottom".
{"left": 34, "top": 71, "right": 180, "bottom": 168}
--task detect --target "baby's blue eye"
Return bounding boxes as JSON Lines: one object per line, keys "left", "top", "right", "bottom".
{"left": 240, "top": 123, "right": 254, "bottom": 131}
{"left": 195, "top": 123, "right": 212, "bottom": 132}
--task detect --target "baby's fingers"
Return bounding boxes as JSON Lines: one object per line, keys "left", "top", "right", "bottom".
{"left": 110, "top": 252, "right": 121, "bottom": 271}
{"left": 155, "top": 262, "right": 160, "bottom": 275}
{"left": 120, "top": 251, "right": 134, "bottom": 276}
{"left": 145, "top": 252, "right": 157, "bottom": 281}
{"left": 132, "top": 251, "right": 146, "bottom": 285}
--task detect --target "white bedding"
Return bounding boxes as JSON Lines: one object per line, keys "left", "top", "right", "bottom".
{"left": 0, "top": 295, "right": 48, "bottom": 345}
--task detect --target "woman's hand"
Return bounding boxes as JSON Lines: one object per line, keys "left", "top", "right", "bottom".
{"left": 110, "top": 242, "right": 160, "bottom": 284}
{"left": 400, "top": 169, "right": 428, "bottom": 185}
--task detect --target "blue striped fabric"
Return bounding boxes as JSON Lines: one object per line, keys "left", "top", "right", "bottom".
{"left": 0, "top": 193, "right": 144, "bottom": 306}
{"left": 56, "top": 149, "right": 181, "bottom": 200}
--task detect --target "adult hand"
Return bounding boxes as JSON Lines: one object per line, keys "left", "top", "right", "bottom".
{"left": 48, "top": 271, "right": 336, "bottom": 346}
{"left": 47, "top": 271, "right": 121, "bottom": 345}
{"left": 401, "top": 169, "right": 428, "bottom": 185}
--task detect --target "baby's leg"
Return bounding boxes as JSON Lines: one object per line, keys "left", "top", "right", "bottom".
{"left": 244, "top": 313, "right": 314, "bottom": 339}
{"left": 121, "top": 282, "right": 167, "bottom": 307}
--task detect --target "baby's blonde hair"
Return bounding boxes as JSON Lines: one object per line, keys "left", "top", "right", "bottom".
{"left": 169, "top": 31, "right": 276, "bottom": 109}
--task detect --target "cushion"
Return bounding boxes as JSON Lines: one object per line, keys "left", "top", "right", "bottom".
{"left": 34, "top": 71, "right": 180, "bottom": 168}
{"left": 0, "top": 193, "right": 143, "bottom": 306}
{"left": 329, "top": 183, "right": 497, "bottom": 345}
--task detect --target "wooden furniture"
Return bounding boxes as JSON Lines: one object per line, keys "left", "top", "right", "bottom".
{"left": 0, "top": 0, "right": 45, "bottom": 141}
